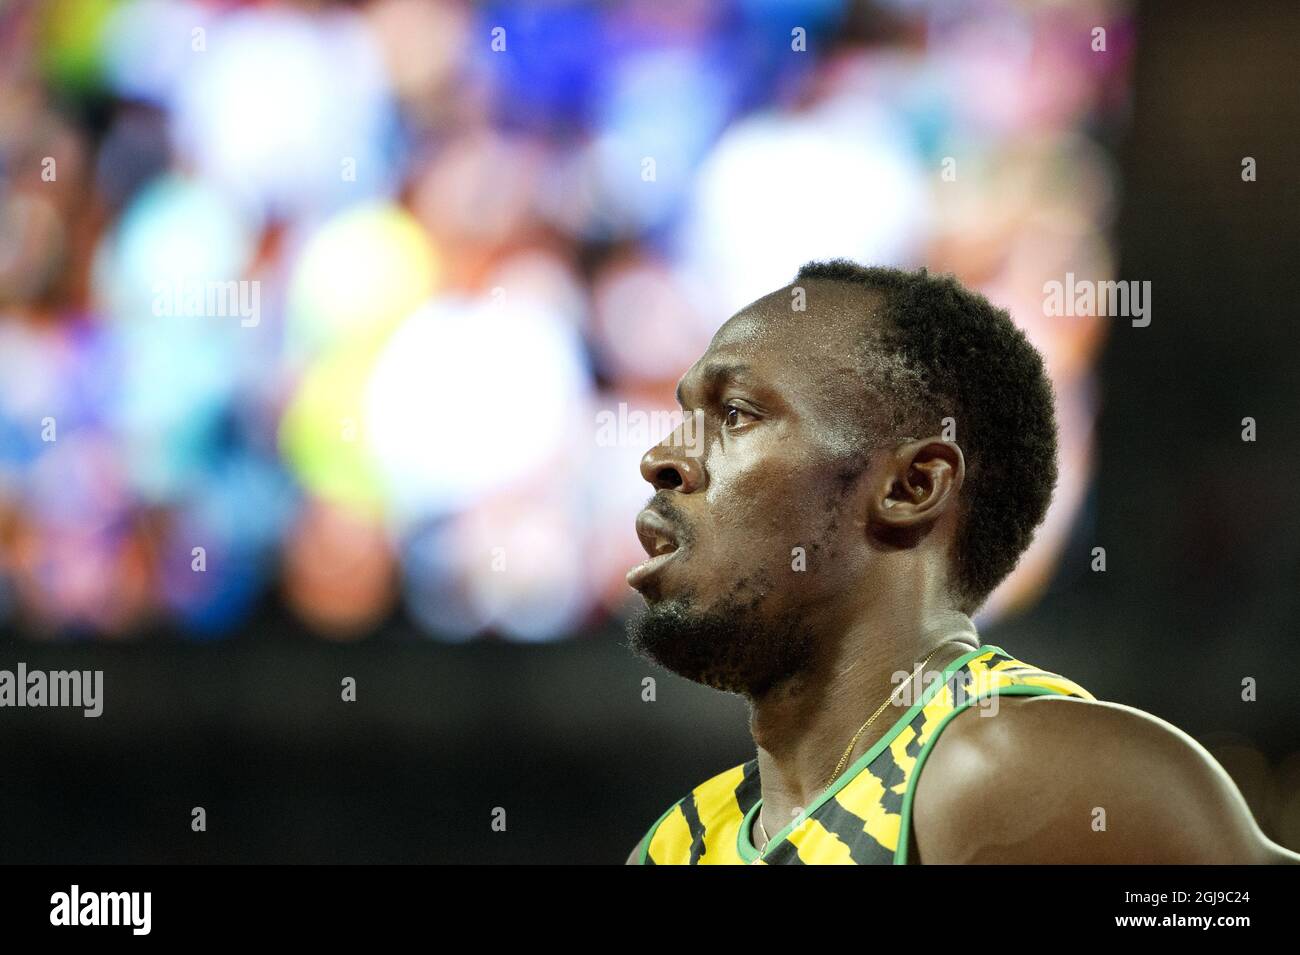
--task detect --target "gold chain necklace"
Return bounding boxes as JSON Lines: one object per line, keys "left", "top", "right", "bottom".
{"left": 756, "top": 807, "right": 770, "bottom": 851}
{"left": 752, "top": 642, "right": 953, "bottom": 858}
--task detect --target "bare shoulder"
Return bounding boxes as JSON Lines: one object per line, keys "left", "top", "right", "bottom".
{"left": 910, "top": 695, "right": 1300, "bottom": 863}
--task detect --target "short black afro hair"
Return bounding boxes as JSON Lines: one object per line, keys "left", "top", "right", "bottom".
{"left": 794, "top": 259, "right": 1059, "bottom": 612}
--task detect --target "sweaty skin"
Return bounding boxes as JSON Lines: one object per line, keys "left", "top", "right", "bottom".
{"left": 625, "top": 280, "right": 1299, "bottom": 865}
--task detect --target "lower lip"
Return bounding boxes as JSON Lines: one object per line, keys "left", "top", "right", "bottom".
{"left": 626, "top": 549, "right": 681, "bottom": 590}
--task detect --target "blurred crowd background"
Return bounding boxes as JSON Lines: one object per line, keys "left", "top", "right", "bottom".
{"left": 2, "top": 0, "right": 1298, "bottom": 863}
{"left": 0, "top": 0, "right": 1127, "bottom": 639}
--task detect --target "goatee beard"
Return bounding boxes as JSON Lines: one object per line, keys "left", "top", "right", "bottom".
{"left": 625, "top": 576, "right": 814, "bottom": 698}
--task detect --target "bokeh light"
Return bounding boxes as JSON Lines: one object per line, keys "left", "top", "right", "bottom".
{"left": 0, "top": 0, "right": 1135, "bottom": 643}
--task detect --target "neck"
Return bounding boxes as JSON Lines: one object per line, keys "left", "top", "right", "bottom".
{"left": 747, "top": 598, "right": 980, "bottom": 842}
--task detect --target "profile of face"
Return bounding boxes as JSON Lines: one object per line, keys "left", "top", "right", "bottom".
{"left": 626, "top": 283, "right": 911, "bottom": 698}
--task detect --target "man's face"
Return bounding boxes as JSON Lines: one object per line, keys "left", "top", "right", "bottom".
{"left": 626, "top": 284, "right": 883, "bottom": 697}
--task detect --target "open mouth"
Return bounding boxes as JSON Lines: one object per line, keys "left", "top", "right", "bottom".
{"left": 627, "top": 509, "right": 682, "bottom": 591}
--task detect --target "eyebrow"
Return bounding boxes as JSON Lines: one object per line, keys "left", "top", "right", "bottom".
{"left": 675, "top": 361, "right": 753, "bottom": 407}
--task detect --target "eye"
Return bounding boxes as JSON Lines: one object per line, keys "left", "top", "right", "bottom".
{"left": 723, "top": 402, "right": 757, "bottom": 430}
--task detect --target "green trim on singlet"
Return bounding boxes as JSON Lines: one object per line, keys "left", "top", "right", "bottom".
{"left": 892, "top": 682, "right": 1067, "bottom": 865}
{"left": 638, "top": 800, "right": 683, "bottom": 865}
{"left": 736, "top": 643, "right": 999, "bottom": 863}
{"left": 738, "top": 798, "right": 763, "bottom": 862}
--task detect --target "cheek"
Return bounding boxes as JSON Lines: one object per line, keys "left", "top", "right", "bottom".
{"left": 701, "top": 445, "right": 834, "bottom": 563}
{"left": 703, "top": 451, "right": 792, "bottom": 535}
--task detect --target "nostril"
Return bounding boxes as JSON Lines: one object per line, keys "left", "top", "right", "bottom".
{"left": 656, "top": 467, "right": 683, "bottom": 490}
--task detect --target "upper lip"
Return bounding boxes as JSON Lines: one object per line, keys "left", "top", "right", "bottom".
{"left": 635, "top": 509, "right": 680, "bottom": 559}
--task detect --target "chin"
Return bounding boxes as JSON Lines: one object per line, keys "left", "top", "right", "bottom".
{"left": 624, "top": 585, "right": 815, "bottom": 698}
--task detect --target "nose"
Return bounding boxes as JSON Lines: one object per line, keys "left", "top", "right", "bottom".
{"left": 639, "top": 434, "right": 704, "bottom": 493}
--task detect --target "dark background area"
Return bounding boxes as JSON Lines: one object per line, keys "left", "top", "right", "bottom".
{"left": 2, "top": 0, "right": 1300, "bottom": 863}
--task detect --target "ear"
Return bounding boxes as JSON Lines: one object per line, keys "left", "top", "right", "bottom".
{"left": 867, "top": 438, "right": 965, "bottom": 532}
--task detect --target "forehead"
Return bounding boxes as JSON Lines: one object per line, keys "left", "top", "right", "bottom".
{"left": 681, "top": 281, "right": 879, "bottom": 395}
